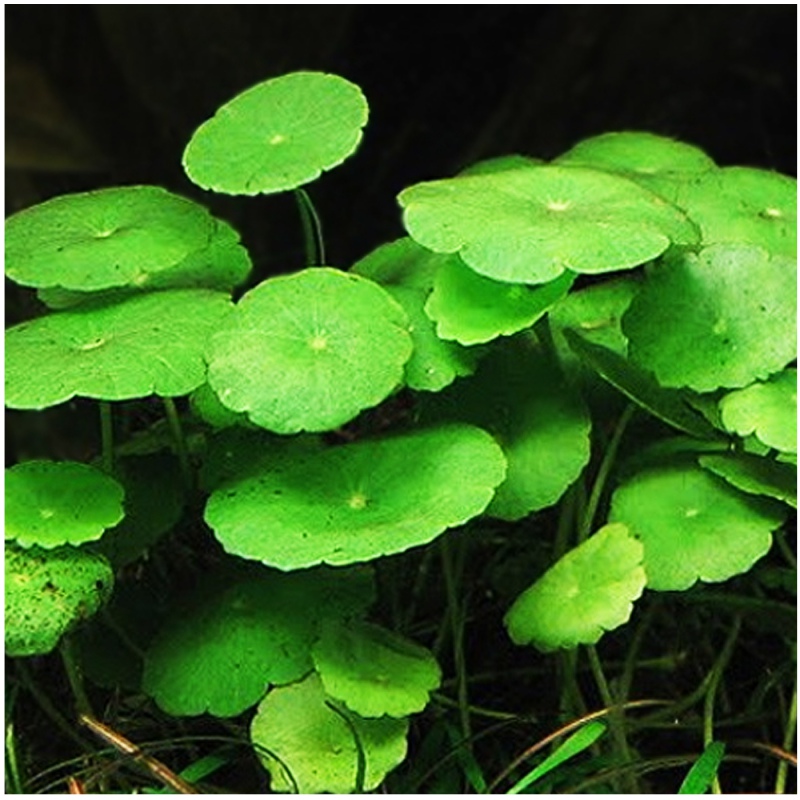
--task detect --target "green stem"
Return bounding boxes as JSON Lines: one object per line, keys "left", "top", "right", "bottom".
{"left": 60, "top": 636, "right": 93, "bottom": 719}
{"left": 294, "top": 188, "right": 325, "bottom": 267}
{"left": 579, "top": 403, "right": 635, "bottom": 541}
{"left": 703, "top": 616, "right": 741, "bottom": 794}
{"left": 775, "top": 675, "right": 797, "bottom": 794}
{"left": 774, "top": 530, "right": 797, "bottom": 570}
{"left": 100, "top": 401, "right": 114, "bottom": 474}
{"left": 162, "top": 396, "right": 192, "bottom": 488}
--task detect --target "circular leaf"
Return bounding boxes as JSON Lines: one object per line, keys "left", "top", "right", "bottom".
{"left": 206, "top": 268, "right": 412, "bottom": 433}
{"left": 399, "top": 164, "right": 698, "bottom": 284}
{"left": 699, "top": 453, "right": 796, "bottom": 509}
{"left": 6, "top": 460, "right": 124, "bottom": 549}
{"left": 504, "top": 523, "right": 646, "bottom": 651}
{"left": 312, "top": 621, "right": 441, "bottom": 718}
{"left": 5, "top": 186, "right": 215, "bottom": 291}
{"left": 609, "top": 464, "right": 787, "bottom": 590}
{"left": 5, "top": 543, "right": 114, "bottom": 657}
{"left": 183, "top": 71, "right": 369, "bottom": 195}
{"left": 143, "top": 565, "right": 374, "bottom": 717}
{"left": 623, "top": 244, "right": 797, "bottom": 391}
{"left": 719, "top": 369, "right": 797, "bottom": 454}
{"left": 6, "top": 289, "right": 234, "bottom": 409}
{"left": 205, "top": 424, "right": 506, "bottom": 570}
{"left": 250, "top": 672, "right": 409, "bottom": 794}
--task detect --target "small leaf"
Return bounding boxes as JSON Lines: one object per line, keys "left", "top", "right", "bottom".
{"left": 424, "top": 257, "right": 575, "bottom": 345}
{"left": 206, "top": 268, "right": 412, "bottom": 433}
{"left": 699, "top": 452, "right": 796, "bottom": 509}
{"left": 623, "top": 244, "right": 797, "bottom": 391}
{"left": 183, "top": 72, "right": 369, "bottom": 195}
{"left": 250, "top": 672, "right": 408, "bottom": 794}
{"left": 5, "top": 186, "right": 215, "bottom": 291}
{"left": 678, "top": 741, "right": 726, "bottom": 794}
{"left": 504, "top": 523, "right": 645, "bottom": 651}
{"left": 5, "top": 460, "right": 124, "bottom": 549}
{"left": 312, "top": 621, "right": 441, "bottom": 718}
{"left": 5, "top": 543, "right": 114, "bottom": 657}
{"left": 205, "top": 423, "right": 506, "bottom": 570}
{"left": 610, "top": 464, "right": 787, "bottom": 590}
{"left": 399, "top": 164, "right": 698, "bottom": 285}
{"left": 719, "top": 369, "right": 797, "bottom": 454}
{"left": 142, "top": 564, "right": 375, "bottom": 717}
{"left": 6, "top": 289, "right": 233, "bottom": 409}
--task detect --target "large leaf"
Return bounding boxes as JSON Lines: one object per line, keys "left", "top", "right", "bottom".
{"left": 250, "top": 672, "right": 409, "bottom": 793}
{"left": 142, "top": 565, "right": 374, "bottom": 717}
{"left": 5, "top": 460, "right": 124, "bottom": 549}
{"left": 623, "top": 244, "right": 796, "bottom": 391}
{"left": 5, "top": 543, "right": 114, "bottom": 657}
{"left": 206, "top": 268, "right": 412, "bottom": 433}
{"left": 6, "top": 289, "right": 233, "bottom": 409}
{"left": 312, "top": 621, "right": 441, "bottom": 718}
{"left": 205, "top": 424, "right": 506, "bottom": 570}
{"left": 399, "top": 164, "right": 698, "bottom": 284}
{"left": 5, "top": 186, "right": 215, "bottom": 291}
{"left": 609, "top": 464, "right": 787, "bottom": 590}
{"left": 183, "top": 72, "right": 368, "bottom": 195}
{"left": 504, "top": 523, "right": 645, "bottom": 651}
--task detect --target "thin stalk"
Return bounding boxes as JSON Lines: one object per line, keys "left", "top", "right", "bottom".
{"left": 775, "top": 676, "right": 797, "bottom": 794}
{"left": 60, "top": 636, "right": 93, "bottom": 718}
{"left": 440, "top": 537, "right": 472, "bottom": 748}
{"left": 431, "top": 692, "right": 526, "bottom": 722}
{"left": 618, "top": 600, "right": 657, "bottom": 704}
{"left": 162, "top": 397, "right": 192, "bottom": 488}
{"left": 100, "top": 401, "right": 114, "bottom": 474}
{"left": 579, "top": 403, "right": 635, "bottom": 541}
{"left": 703, "top": 615, "right": 742, "bottom": 794}
{"left": 774, "top": 530, "right": 797, "bottom": 570}
{"left": 5, "top": 716, "right": 24, "bottom": 794}
{"left": 294, "top": 188, "right": 325, "bottom": 266}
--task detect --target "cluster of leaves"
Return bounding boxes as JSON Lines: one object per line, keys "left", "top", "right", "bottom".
{"left": 5, "top": 72, "right": 796, "bottom": 792}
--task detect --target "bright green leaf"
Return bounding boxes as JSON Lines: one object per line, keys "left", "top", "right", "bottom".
{"left": 5, "top": 543, "right": 114, "bottom": 657}
{"left": 399, "top": 164, "right": 698, "bottom": 284}
{"left": 678, "top": 741, "right": 726, "bottom": 794}
{"left": 609, "top": 464, "right": 787, "bottom": 590}
{"left": 250, "top": 672, "right": 408, "bottom": 793}
{"left": 312, "top": 621, "right": 441, "bottom": 718}
{"left": 5, "top": 186, "right": 215, "bottom": 291}
{"left": 6, "top": 289, "right": 233, "bottom": 409}
{"left": 425, "top": 257, "right": 575, "bottom": 345}
{"left": 205, "top": 424, "right": 506, "bottom": 570}
{"left": 206, "top": 268, "right": 412, "bottom": 433}
{"left": 719, "top": 369, "right": 797, "bottom": 454}
{"left": 142, "top": 564, "right": 375, "bottom": 717}
{"left": 424, "top": 336, "right": 591, "bottom": 520}
{"left": 699, "top": 452, "right": 796, "bottom": 509}
{"left": 623, "top": 244, "right": 797, "bottom": 391}
{"left": 504, "top": 523, "right": 645, "bottom": 651}
{"left": 183, "top": 72, "right": 368, "bottom": 195}
{"left": 459, "top": 154, "right": 543, "bottom": 176}
{"left": 5, "top": 460, "right": 124, "bottom": 549}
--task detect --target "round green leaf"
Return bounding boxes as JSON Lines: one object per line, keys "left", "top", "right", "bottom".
{"left": 5, "top": 460, "right": 124, "bottom": 549}
{"left": 424, "top": 336, "right": 591, "bottom": 520}
{"left": 312, "top": 621, "right": 441, "bottom": 718}
{"left": 623, "top": 244, "right": 797, "bottom": 391}
{"left": 183, "top": 72, "right": 369, "bottom": 195}
{"left": 699, "top": 453, "right": 796, "bottom": 509}
{"left": 459, "top": 154, "right": 544, "bottom": 177}
{"left": 399, "top": 164, "right": 698, "bottom": 284}
{"left": 6, "top": 289, "right": 233, "bottom": 409}
{"left": 206, "top": 268, "right": 412, "bottom": 433}
{"left": 37, "top": 217, "right": 252, "bottom": 310}
{"left": 425, "top": 257, "right": 575, "bottom": 345}
{"left": 142, "top": 565, "right": 375, "bottom": 717}
{"left": 504, "top": 523, "right": 646, "bottom": 651}
{"left": 609, "top": 464, "right": 787, "bottom": 590}
{"left": 5, "top": 543, "right": 114, "bottom": 657}
{"left": 5, "top": 186, "right": 215, "bottom": 291}
{"left": 205, "top": 424, "right": 506, "bottom": 570}
{"left": 556, "top": 132, "right": 716, "bottom": 178}
{"left": 250, "top": 672, "right": 409, "bottom": 794}
{"left": 719, "top": 369, "right": 797, "bottom": 454}
{"left": 352, "top": 239, "right": 478, "bottom": 392}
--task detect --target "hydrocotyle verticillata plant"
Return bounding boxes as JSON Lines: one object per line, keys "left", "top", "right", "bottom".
{"left": 5, "top": 73, "right": 796, "bottom": 793}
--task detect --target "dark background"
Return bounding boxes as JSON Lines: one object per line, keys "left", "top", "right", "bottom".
{"left": 6, "top": 6, "right": 796, "bottom": 278}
